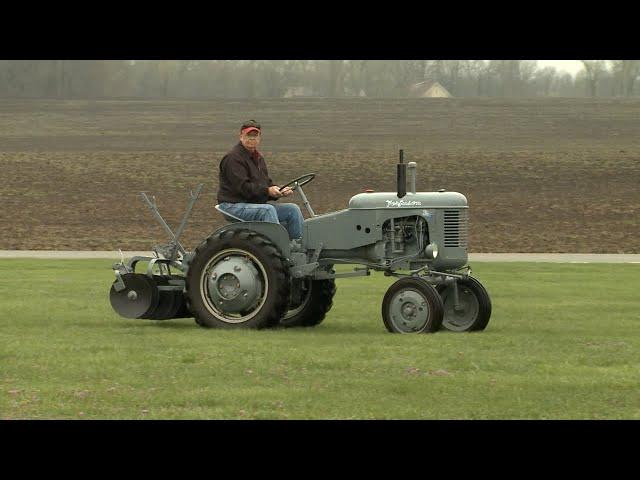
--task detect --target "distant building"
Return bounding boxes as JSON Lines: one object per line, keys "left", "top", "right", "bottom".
{"left": 409, "top": 81, "right": 452, "bottom": 98}
{"left": 283, "top": 86, "right": 315, "bottom": 98}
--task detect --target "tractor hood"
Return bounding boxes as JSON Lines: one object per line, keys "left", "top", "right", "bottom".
{"left": 348, "top": 191, "right": 467, "bottom": 209}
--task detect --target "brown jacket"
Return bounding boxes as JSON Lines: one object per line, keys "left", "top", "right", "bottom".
{"left": 217, "top": 142, "right": 279, "bottom": 204}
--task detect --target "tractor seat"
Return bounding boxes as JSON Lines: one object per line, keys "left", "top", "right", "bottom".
{"left": 215, "top": 204, "right": 245, "bottom": 223}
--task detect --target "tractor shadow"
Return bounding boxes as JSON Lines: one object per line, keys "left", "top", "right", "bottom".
{"left": 97, "top": 318, "right": 196, "bottom": 330}
{"left": 128, "top": 320, "right": 196, "bottom": 329}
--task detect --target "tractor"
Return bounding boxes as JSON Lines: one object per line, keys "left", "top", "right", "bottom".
{"left": 109, "top": 150, "right": 491, "bottom": 333}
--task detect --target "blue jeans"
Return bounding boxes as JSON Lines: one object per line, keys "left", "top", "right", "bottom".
{"left": 218, "top": 202, "right": 304, "bottom": 240}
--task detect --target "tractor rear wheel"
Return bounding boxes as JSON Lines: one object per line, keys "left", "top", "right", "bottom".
{"left": 382, "top": 277, "right": 444, "bottom": 333}
{"left": 279, "top": 276, "right": 336, "bottom": 328}
{"left": 435, "top": 277, "right": 492, "bottom": 332}
{"left": 185, "top": 229, "right": 291, "bottom": 329}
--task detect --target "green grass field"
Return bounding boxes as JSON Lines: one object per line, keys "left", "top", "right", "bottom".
{"left": 1, "top": 259, "right": 638, "bottom": 419}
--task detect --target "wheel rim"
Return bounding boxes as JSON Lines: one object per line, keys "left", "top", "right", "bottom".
{"left": 387, "top": 288, "right": 431, "bottom": 333}
{"left": 440, "top": 284, "right": 480, "bottom": 331}
{"left": 199, "top": 248, "right": 269, "bottom": 324}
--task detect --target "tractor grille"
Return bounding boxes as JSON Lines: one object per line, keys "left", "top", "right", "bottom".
{"left": 444, "top": 209, "right": 468, "bottom": 248}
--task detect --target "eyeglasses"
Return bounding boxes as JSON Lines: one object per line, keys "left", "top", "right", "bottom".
{"left": 243, "top": 133, "right": 261, "bottom": 139}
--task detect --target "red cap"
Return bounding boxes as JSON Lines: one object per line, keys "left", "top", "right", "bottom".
{"left": 241, "top": 127, "right": 261, "bottom": 135}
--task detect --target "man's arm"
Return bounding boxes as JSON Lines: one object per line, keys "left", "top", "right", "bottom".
{"left": 261, "top": 159, "right": 283, "bottom": 201}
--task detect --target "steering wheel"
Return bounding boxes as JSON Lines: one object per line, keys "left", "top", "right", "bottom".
{"left": 279, "top": 173, "right": 315, "bottom": 191}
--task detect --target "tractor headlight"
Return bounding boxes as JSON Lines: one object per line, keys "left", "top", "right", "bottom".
{"left": 425, "top": 243, "right": 438, "bottom": 260}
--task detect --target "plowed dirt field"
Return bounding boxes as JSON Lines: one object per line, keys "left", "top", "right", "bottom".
{"left": 1, "top": 98, "right": 638, "bottom": 252}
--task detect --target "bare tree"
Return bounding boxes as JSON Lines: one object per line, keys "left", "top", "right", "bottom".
{"left": 424, "top": 60, "right": 445, "bottom": 83}
{"left": 608, "top": 61, "right": 624, "bottom": 96}
{"left": 154, "top": 61, "right": 191, "bottom": 98}
{"left": 387, "top": 61, "right": 425, "bottom": 95}
{"left": 445, "top": 60, "right": 461, "bottom": 94}
{"left": 580, "top": 60, "right": 606, "bottom": 97}
{"left": 0, "top": 59, "right": 618, "bottom": 99}
{"left": 519, "top": 61, "right": 538, "bottom": 96}
{"left": 342, "top": 60, "right": 367, "bottom": 96}
{"left": 621, "top": 60, "right": 640, "bottom": 96}
{"left": 501, "top": 60, "right": 522, "bottom": 96}
{"left": 533, "top": 66, "right": 557, "bottom": 96}
{"left": 461, "top": 60, "right": 487, "bottom": 96}
{"left": 328, "top": 60, "right": 345, "bottom": 97}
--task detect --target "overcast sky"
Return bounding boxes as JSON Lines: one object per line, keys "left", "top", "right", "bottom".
{"left": 534, "top": 60, "right": 584, "bottom": 76}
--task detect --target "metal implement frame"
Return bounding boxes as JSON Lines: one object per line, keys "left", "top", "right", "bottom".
{"left": 111, "top": 184, "right": 203, "bottom": 292}
{"left": 140, "top": 183, "right": 204, "bottom": 261}
{"left": 112, "top": 256, "right": 186, "bottom": 292}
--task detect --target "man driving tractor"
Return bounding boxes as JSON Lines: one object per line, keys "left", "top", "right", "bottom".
{"left": 216, "top": 119, "right": 305, "bottom": 240}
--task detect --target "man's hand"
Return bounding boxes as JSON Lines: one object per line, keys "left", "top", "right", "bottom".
{"left": 280, "top": 186, "right": 294, "bottom": 197}
{"left": 268, "top": 185, "right": 282, "bottom": 198}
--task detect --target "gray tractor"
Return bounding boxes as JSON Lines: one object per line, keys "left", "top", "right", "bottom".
{"left": 109, "top": 150, "right": 491, "bottom": 333}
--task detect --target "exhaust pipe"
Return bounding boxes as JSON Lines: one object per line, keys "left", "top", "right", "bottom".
{"left": 397, "top": 149, "right": 406, "bottom": 198}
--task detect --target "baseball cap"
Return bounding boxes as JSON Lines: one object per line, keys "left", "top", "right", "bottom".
{"left": 241, "top": 119, "right": 261, "bottom": 134}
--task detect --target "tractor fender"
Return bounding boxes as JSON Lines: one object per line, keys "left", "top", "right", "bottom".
{"left": 209, "top": 221, "right": 291, "bottom": 259}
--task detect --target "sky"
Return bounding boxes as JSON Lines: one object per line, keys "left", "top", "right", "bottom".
{"left": 534, "top": 60, "right": 584, "bottom": 76}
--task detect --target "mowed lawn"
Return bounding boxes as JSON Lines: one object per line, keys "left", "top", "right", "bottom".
{"left": 0, "top": 259, "right": 638, "bottom": 419}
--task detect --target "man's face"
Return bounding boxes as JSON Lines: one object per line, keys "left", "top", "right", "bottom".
{"left": 240, "top": 130, "right": 261, "bottom": 151}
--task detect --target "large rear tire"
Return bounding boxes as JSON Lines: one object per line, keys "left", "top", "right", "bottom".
{"left": 185, "top": 229, "right": 290, "bottom": 329}
{"left": 279, "top": 277, "right": 336, "bottom": 328}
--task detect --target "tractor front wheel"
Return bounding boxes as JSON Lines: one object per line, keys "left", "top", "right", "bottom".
{"left": 382, "top": 277, "right": 444, "bottom": 333}
{"left": 436, "top": 277, "right": 492, "bottom": 332}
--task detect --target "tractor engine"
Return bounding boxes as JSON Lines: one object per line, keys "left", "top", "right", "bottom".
{"left": 382, "top": 215, "right": 429, "bottom": 258}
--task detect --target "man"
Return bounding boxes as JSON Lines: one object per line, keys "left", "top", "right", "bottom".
{"left": 217, "top": 120, "right": 305, "bottom": 240}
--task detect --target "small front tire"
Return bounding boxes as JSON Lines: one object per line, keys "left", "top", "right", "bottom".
{"left": 382, "top": 277, "right": 444, "bottom": 333}
{"left": 436, "top": 277, "right": 492, "bottom": 332}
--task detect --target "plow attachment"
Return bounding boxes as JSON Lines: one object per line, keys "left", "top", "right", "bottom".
{"left": 109, "top": 184, "right": 203, "bottom": 321}
{"left": 109, "top": 272, "right": 191, "bottom": 320}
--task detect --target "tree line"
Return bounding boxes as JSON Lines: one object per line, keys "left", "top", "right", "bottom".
{"left": 0, "top": 60, "right": 638, "bottom": 99}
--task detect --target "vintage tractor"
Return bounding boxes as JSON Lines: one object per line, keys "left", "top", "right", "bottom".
{"left": 109, "top": 150, "right": 491, "bottom": 333}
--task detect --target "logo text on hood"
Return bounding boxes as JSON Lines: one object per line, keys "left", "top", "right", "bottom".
{"left": 385, "top": 199, "right": 422, "bottom": 207}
